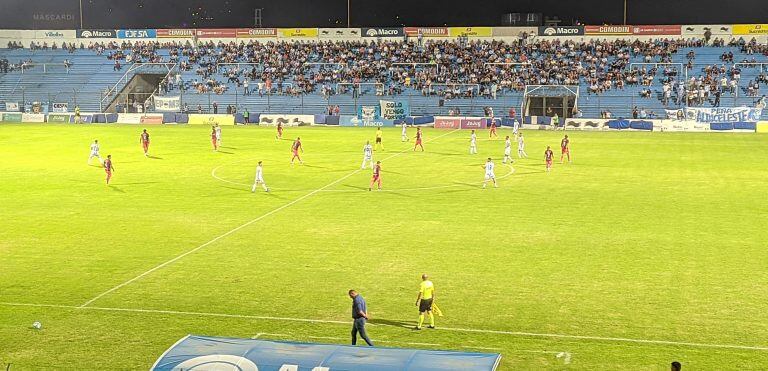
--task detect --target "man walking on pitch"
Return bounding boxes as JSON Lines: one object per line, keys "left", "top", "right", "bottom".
{"left": 560, "top": 135, "right": 571, "bottom": 163}
{"left": 369, "top": 161, "right": 382, "bottom": 191}
{"left": 361, "top": 141, "right": 374, "bottom": 169}
{"left": 211, "top": 126, "right": 219, "bottom": 151}
{"left": 413, "top": 127, "right": 424, "bottom": 151}
{"left": 503, "top": 135, "right": 513, "bottom": 164}
{"left": 415, "top": 274, "right": 436, "bottom": 330}
{"left": 251, "top": 161, "right": 269, "bottom": 193}
{"left": 483, "top": 157, "right": 498, "bottom": 188}
{"left": 88, "top": 139, "right": 103, "bottom": 165}
{"left": 104, "top": 154, "right": 115, "bottom": 184}
{"left": 215, "top": 124, "right": 222, "bottom": 147}
{"left": 469, "top": 130, "right": 478, "bottom": 154}
{"left": 401, "top": 122, "right": 409, "bottom": 142}
{"left": 517, "top": 133, "right": 528, "bottom": 158}
{"left": 291, "top": 137, "right": 304, "bottom": 165}
{"left": 545, "top": 146, "right": 554, "bottom": 172}
{"left": 375, "top": 127, "right": 384, "bottom": 150}
{"left": 348, "top": 290, "right": 373, "bottom": 346}
{"left": 139, "top": 129, "right": 150, "bottom": 157}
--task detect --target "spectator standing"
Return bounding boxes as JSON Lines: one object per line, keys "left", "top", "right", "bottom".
{"left": 348, "top": 290, "right": 373, "bottom": 346}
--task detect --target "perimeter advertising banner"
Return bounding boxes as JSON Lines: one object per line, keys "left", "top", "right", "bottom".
{"left": 278, "top": 28, "right": 319, "bottom": 37}
{"left": 188, "top": 114, "right": 235, "bottom": 126}
{"left": 585, "top": 25, "right": 632, "bottom": 35}
{"left": 319, "top": 28, "right": 362, "bottom": 38}
{"left": 732, "top": 24, "right": 768, "bottom": 35}
{"left": 681, "top": 25, "right": 732, "bottom": 36}
{"left": 196, "top": 29, "right": 237, "bottom": 38}
{"left": 47, "top": 113, "right": 70, "bottom": 123}
{"left": 157, "top": 29, "right": 195, "bottom": 38}
{"left": 362, "top": 27, "right": 404, "bottom": 37}
{"left": 434, "top": 116, "right": 461, "bottom": 129}
{"left": 1, "top": 113, "right": 22, "bottom": 122}
{"left": 631, "top": 25, "right": 681, "bottom": 35}
{"left": 236, "top": 28, "right": 278, "bottom": 38}
{"left": 117, "top": 29, "right": 157, "bottom": 39}
{"left": 77, "top": 29, "right": 116, "bottom": 38}
{"left": 538, "top": 26, "right": 584, "bottom": 36}
{"left": 404, "top": 27, "right": 449, "bottom": 37}
{"left": 460, "top": 117, "right": 487, "bottom": 129}
{"left": 448, "top": 27, "right": 493, "bottom": 37}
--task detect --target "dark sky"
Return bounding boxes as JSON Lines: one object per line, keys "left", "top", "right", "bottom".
{"left": 4, "top": 0, "right": 768, "bottom": 29}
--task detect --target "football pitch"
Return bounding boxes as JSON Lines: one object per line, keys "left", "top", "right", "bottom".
{"left": 0, "top": 124, "right": 767, "bottom": 370}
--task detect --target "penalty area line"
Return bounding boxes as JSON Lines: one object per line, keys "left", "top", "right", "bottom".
{"left": 2, "top": 301, "right": 767, "bottom": 352}
{"left": 79, "top": 129, "right": 460, "bottom": 309}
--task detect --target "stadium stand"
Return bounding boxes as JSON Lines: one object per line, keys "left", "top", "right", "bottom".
{"left": 0, "top": 35, "right": 766, "bottom": 118}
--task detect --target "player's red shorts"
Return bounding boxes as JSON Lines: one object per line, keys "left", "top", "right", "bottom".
{"left": 278, "top": 128, "right": 283, "bottom": 134}
{"left": 546, "top": 159, "right": 553, "bottom": 167}
{"left": 561, "top": 147, "right": 569, "bottom": 154}
{"left": 142, "top": 141, "right": 149, "bottom": 150}
{"left": 292, "top": 149, "right": 299, "bottom": 156}
{"left": 415, "top": 138, "right": 422, "bottom": 145}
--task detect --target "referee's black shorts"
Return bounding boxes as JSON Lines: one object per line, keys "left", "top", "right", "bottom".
{"left": 419, "top": 298, "right": 433, "bottom": 312}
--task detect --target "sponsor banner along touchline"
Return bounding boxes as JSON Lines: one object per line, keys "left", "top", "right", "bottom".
{"left": 538, "top": 26, "right": 584, "bottom": 36}
{"left": 433, "top": 116, "right": 461, "bottom": 129}
{"left": 188, "top": 114, "right": 236, "bottom": 126}
{"left": 318, "top": 28, "right": 362, "bottom": 38}
{"left": 117, "top": 29, "right": 157, "bottom": 39}
{"left": 157, "top": 29, "right": 195, "bottom": 38}
{"left": 196, "top": 29, "right": 237, "bottom": 38}
{"left": 77, "top": 29, "right": 116, "bottom": 38}
{"left": 278, "top": 28, "right": 319, "bottom": 38}
{"left": 732, "top": 24, "right": 768, "bottom": 35}
{"left": 361, "top": 27, "right": 404, "bottom": 37}
{"left": 681, "top": 24, "right": 732, "bottom": 36}
{"left": 585, "top": 25, "right": 631, "bottom": 35}
{"left": 258, "top": 114, "right": 315, "bottom": 126}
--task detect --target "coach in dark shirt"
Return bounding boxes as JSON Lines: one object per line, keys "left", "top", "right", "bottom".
{"left": 348, "top": 290, "right": 373, "bottom": 346}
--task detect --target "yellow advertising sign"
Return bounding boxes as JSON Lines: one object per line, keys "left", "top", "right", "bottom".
{"left": 732, "top": 24, "right": 768, "bottom": 35}
{"left": 448, "top": 27, "right": 493, "bottom": 37}
{"left": 188, "top": 114, "right": 235, "bottom": 126}
{"left": 279, "top": 28, "right": 319, "bottom": 37}
{"left": 757, "top": 121, "right": 768, "bottom": 133}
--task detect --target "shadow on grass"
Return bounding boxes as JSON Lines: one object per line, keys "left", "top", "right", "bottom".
{"left": 108, "top": 185, "right": 125, "bottom": 193}
{"left": 369, "top": 318, "right": 415, "bottom": 329}
{"left": 216, "top": 150, "right": 234, "bottom": 154}
{"left": 147, "top": 155, "right": 163, "bottom": 160}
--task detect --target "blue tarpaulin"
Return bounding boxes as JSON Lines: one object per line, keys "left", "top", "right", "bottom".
{"left": 152, "top": 335, "right": 501, "bottom": 371}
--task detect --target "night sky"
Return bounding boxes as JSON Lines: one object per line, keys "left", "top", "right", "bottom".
{"left": 3, "top": 0, "right": 768, "bottom": 29}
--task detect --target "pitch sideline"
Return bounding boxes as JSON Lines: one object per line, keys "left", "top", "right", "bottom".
{"left": 79, "top": 129, "right": 460, "bottom": 308}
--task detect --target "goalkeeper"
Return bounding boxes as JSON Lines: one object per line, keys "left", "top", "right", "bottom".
{"left": 414, "top": 274, "right": 436, "bottom": 330}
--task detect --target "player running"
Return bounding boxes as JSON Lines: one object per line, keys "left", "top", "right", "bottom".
{"left": 104, "top": 154, "right": 115, "bottom": 184}
{"left": 545, "top": 146, "right": 554, "bottom": 172}
{"left": 290, "top": 137, "right": 304, "bottom": 165}
{"left": 489, "top": 120, "right": 498, "bottom": 139}
{"left": 88, "top": 139, "right": 103, "bottom": 165}
{"left": 374, "top": 127, "right": 384, "bottom": 150}
{"left": 502, "top": 135, "right": 514, "bottom": 164}
{"left": 482, "top": 157, "right": 498, "bottom": 188}
{"left": 401, "top": 122, "right": 409, "bottom": 142}
{"left": 469, "top": 130, "right": 478, "bottom": 154}
{"left": 276, "top": 122, "right": 283, "bottom": 140}
{"left": 560, "top": 135, "right": 571, "bottom": 163}
{"left": 361, "top": 141, "right": 374, "bottom": 169}
{"left": 415, "top": 274, "right": 436, "bottom": 330}
{"left": 251, "top": 161, "right": 269, "bottom": 192}
{"left": 369, "top": 161, "right": 382, "bottom": 191}
{"left": 214, "top": 124, "right": 222, "bottom": 147}
{"left": 413, "top": 127, "right": 424, "bottom": 151}
{"left": 139, "top": 129, "right": 150, "bottom": 157}
{"left": 517, "top": 133, "right": 528, "bottom": 158}
{"left": 211, "top": 126, "right": 219, "bottom": 151}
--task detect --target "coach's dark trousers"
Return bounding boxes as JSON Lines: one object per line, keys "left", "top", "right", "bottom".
{"left": 351, "top": 318, "right": 373, "bottom": 346}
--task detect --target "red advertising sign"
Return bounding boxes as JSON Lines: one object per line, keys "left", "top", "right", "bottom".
{"left": 157, "top": 29, "right": 195, "bottom": 38}
{"left": 433, "top": 117, "right": 461, "bottom": 129}
{"left": 585, "top": 25, "right": 631, "bottom": 35}
{"left": 196, "top": 29, "right": 237, "bottom": 38}
{"left": 404, "top": 27, "right": 449, "bottom": 37}
{"left": 236, "top": 28, "right": 278, "bottom": 38}
{"left": 631, "top": 25, "right": 681, "bottom": 35}
{"left": 460, "top": 117, "right": 487, "bottom": 129}
{"left": 140, "top": 116, "right": 163, "bottom": 124}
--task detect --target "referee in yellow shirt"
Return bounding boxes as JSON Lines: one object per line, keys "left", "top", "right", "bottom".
{"left": 414, "top": 274, "right": 435, "bottom": 330}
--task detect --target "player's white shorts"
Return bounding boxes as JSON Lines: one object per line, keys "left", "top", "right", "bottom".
{"left": 364, "top": 155, "right": 372, "bottom": 161}
{"left": 254, "top": 176, "right": 264, "bottom": 183}
{"left": 504, "top": 148, "right": 511, "bottom": 156}
{"left": 89, "top": 151, "right": 100, "bottom": 158}
{"left": 485, "top": 172, "right": 495, "bottom": 180}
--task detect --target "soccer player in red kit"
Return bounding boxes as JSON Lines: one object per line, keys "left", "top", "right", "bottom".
{"left": 211, "top": 126, "right": 218, "bottom": 151}
{"left": 369, "top": 161, "right": 382, "bottom": 191}
{"left": 276, "top": 122, "right": 283, "bottom": 140}
{"left": 560, "top": 135, "right": 571, "bottom": 163}
{"left": 545, "top": 146, "right": 554, "bottom": 172}
{"left": 104, "top": 154, "right": 115, "bottom": 184}
{"left": 413, "top": 127, "right": 424, "bottom": 151}
{"left": 140, "top": 129, "right": 150, "bottom": 156}
{"left": 291, "top": 137, "right": 304, "bottom": 165}
{"left": 489, "top": 121, "right": 498, "bottom": 139}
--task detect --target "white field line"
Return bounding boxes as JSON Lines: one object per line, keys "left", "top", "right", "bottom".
{"left": 3, "top": 301, "right": 768, "bottom": 352}
{"left": 80, "top": 129, "right": 460, "bottom": 308}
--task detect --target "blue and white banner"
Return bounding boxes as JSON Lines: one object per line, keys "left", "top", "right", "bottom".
{"left": 152, "top": 336, "right": 501, "bottom": 371}
{"left": 117, "top": 29, "right": 157, "bottom": 39}
{"left": 5, "top": 102, "right": 19, "bottom": 111}
{"left": 685, "top": 107, "right": 762, "bottom": 123}
{"left": 153, "top": 96, "right": 180, "bottom": 112}
{"left": 379, "top": 100, "right": 410, "bottom": 121}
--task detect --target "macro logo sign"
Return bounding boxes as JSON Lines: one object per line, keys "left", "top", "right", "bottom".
{"left": 538, "top": 26, "right": 584, "bottom": 36}
{"left": 361, "top": 27, "right": 404, "bottom": 37}
{"left": 77, "top": 29, "right": 116, "bottom": 38}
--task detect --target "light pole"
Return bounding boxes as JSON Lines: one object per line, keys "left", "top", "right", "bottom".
{"left": 623, "top": 0, "right": 627, "bottom": 25}
{"left": 79, "top": 0, "right": 84, "bottom": 29}
{"left": 347, "top": 0, "right": 351, "bottom": 28}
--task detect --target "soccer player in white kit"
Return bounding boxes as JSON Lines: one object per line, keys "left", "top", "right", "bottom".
{"left": 88, "top": 139, "right": 103, "bottom": 165}
{"left": 401, "top": 123, "right": 409, "bottom": 142}
{"left": 513, "top": 119, "right": 520, "bottom": 136}
{"left": 214, "top": 124, "right": 222, "bottom": 146}
{"left": 469, "top": 130, "right": 478, "bottom": 154}
{"left": 502, "top": 135, "right": 513, "bottom": 164}
{"left": 517, "top": 133, "right": 528, "bottom": 158}
{"left": 482, "top": 157, "right": 497, "bottom": 188}
{"left": 361, "top": 141, "right": 374, "bottom": 169}
{"left": 251, "top": 161, "right": 269, "bottom": 192}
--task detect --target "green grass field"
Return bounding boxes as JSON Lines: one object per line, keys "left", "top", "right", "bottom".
{"left": 1, "top": 123, "right": 767, "bottom": 370}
